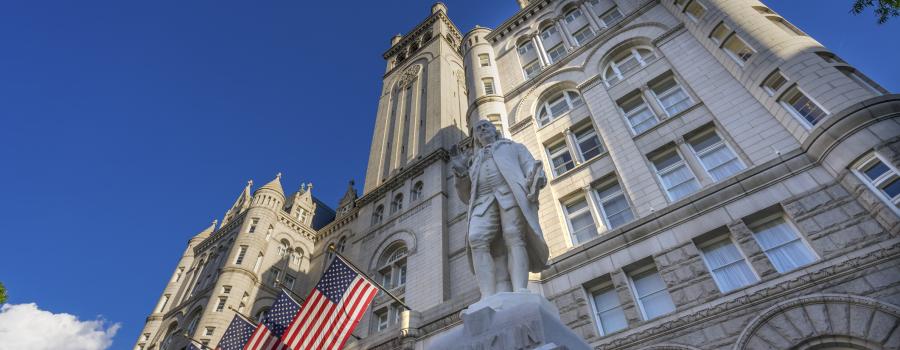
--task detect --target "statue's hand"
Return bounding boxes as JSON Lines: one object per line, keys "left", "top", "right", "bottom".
{"left": 450, "top": 145, "right": 471, "bottom": 176}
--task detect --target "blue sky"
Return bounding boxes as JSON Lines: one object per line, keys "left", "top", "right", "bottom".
{"left": 0, "top": 1, "right": 896, "bottom": 349}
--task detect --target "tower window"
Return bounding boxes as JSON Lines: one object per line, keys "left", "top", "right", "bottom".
{"left": 410, "top": 181, "right": 424, "bottom": 201}
{"left": 248, "top": 218, "right": 259, "bottom": 233}
{"left": 372, "top": 205, "right": 384, "bottom": 225}
{"left": 482, "top": 78, "right": 495, "bottom": 95}
{"left": 709, "top": 22, "right": 731, "bottom": 45}
{"left": 761, "top": 69, "right": 788, "bottom": 96}
{"left": 837, "top": 67, "right": 883, "bottom": 95}
{"left": 722, "top": 34, "right": 755, "bottom": 65}
{"left": 684, "top": 1, "right": 706, "bottom": 22}
{"left": 215, "top": 297, "right": 227, "bottom": 312}
{"left": 234, "top": 246, "right": 248, "bottom": 265}
{"left": 253, "top": 253, "right": 263, "bottom": 273}
{"left": 854, "top": 152, "right": 900, "bottom": 209}
{"left": 767, "top": 16, "right": 804, "bottom": 36}
{"left": 478, "top": 54, "right": 490, "bottom": 67}
{"left": 779, "top": 85, "right": 828, "bottom": 127}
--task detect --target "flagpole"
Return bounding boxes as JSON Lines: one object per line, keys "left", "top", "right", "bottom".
{"left": 227, "top": 305, "right": 257, "bottom": 324}
{"left": 181, "top": 332, "right": 213, "bottom": 350}
{"left": 327, "top": 245, "right": 412, "bottom": 311}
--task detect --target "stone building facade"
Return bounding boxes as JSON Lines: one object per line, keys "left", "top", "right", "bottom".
{"left": 135, "top": 1, "right": 900, "bottom": 349}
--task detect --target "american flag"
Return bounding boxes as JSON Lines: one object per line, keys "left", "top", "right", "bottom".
{"left": 216, "top": 314, "right": 256, "bottom": 350}
{"left": 276, "top": 256, "right": 378, "bottom": 350}
{"left": 244, "top": 290, "right": 302, "bottom": 350}
{"left": 188, "top": 343, "right": 203, "bottom": 350}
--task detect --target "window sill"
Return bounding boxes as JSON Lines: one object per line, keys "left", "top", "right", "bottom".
{"left": 550, "top": 152, "right": 608, "bottom": 185}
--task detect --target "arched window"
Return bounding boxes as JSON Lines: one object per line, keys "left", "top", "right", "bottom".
{"left": 603, "top": 46, "right": 658, "bottom": 86}
{"left": 536, "top": 90, "right": 584, "bottom": 126}
{"left": 265, "top": 225, "right": 273, "bottom": 241}
{"left": 326, "top": 236, "right": 347, "bottom": 262}
{"left": 372, "top": 205, "right": 384, "bottom": 225}
{"left": 378, "top": 243, "right": 408, "bottom": 290}
{"left": 291, "top": 248, "right": 303, "bottom": 266}
{"left": 277, "top": 240, "right": 290, "bottom": 257}
{"left": 410, "top": 182, "right": 423, "bottom": 201}
{"left": 391, "top": 193, "right": 404, "bottom": 214}
{"left": 160, "top": 322, "right": 179, "bottom": 350}
{"left": 186, "top": 309, "right": 202, "bottom": 337}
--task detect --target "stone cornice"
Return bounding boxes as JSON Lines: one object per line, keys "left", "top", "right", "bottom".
{"left": 193, "top": 212, "right": 244, "bottom": 254}
{"left": 276, "top": 211, "right": 317, "bottom": 241}
{"left": 485, "top": 0, "right": 552, "bottom": 42}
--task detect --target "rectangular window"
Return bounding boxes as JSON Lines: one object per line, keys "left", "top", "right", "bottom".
{"left": 684, "top": 0, "right": 706, "bottom": 21}
{"left": 248, "top": 218, "right": 259, "bottom": 233}
{"left": 761, "top": 69, "right": 788, "bottom": 96}
{"left": 710, "top": 22, "right": 731, "bottom": 45}
{"left": 855, "top": 153, "right": 900, "bottom": 208}
{"left": 698, "top": 236, "right": 758, "bottom": 292}
{"left": 768, "top": 17, "right": 804, "bottom": 36}
{"left": 564, "top": 197, "right": 598, "bottom": 244}
{"left": 478, "top": 54, "right": 490, "bottom": 67}
{"left": 652, "top": 149, "right": 701, "bottom": 201}
{"left": 376, "top": 310, "right": 389, "bottom": 331}
{"left": 629, "top": 267, "right": 676, "bottom": 320}
{"left": 173, "top": 266, "right": 184, "bottom": 283}
{"left": 595, "top": 179, "right": 634, "bottom": 229}
{"left": 517, "top": 41, "right": 535, "bottom": 55}
{"left": 748, "top": 214, "right": 818, "bottom": 273}
{"left": 688, "top": 130, "right": 745, "bottom": 181}
{"left": 546, "top": 44, "right": 568, "bottom": 64}
{"left": 575, "top": 126, "right": 604, "bottom": 160}
{"left": 204, "top": 327, "right": 215, "bottom": 336}
{"left": 723, "top": 34, "right": 755, "bottom": 64}
{"left": 482, "top": 78, "right": 495, "bottom": 95}
{"left": 234, "top": 245, "right": 248, "bottom": 265}
{"left": 589, "top": 285, "right": 628, "bottom": 335}
{"left": 221, "top": 285, "right": 232, "bottom": 294}
{"left": 547, "top": 141, "right": 575, "bottom": 175}
{"left": 779, "top": 85, "right": 828, "bottom": 126}
{"left": 253, "top": 253, "right": 263, "bottom": 272}
{"left": 573, "top": 26, "right": 596, "bottom": 46}
{"left": 650, "top": 74, "right": 692, "bottom": 117}
{"left": 156, "top": 295, "right": 170, "bottom": 313}
{"left": 601, "top": 7, "right": 624, "bottom": 26}
{"left": 215, "top": 297, "right": 227, "bottom": 312}
{"left": 523, "top": 60, "right": 541, "bottom": 79}
{"left": 619, "top": 94, "right": 658, "bottom": 134}
{"left": 283, "top": 274, "right": 296, "bottom": 289}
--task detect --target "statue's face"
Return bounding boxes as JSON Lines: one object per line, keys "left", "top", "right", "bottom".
{"left": 474, "top": 121, "right": 498, "bottom": 146}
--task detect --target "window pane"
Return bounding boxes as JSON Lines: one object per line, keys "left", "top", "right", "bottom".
{"left": 566, "top": 199, "right": 597, "bottom": 244}
{"left": 628, "top": 106, "right": 657, "bottom": 133}
{"left": 547, "top": 45, "right": 567, "bottom": 63}
{"left": 724, "top": 35, "right": 754, "bottom": 62}
{"left": 655, "top": 82, "right": 691, "bottom": 116}
{"left": 782, "top": 86, "right": 827, "bottom": 125}
{"left": 702, "top": 239, "right": 757, "bottom": 292}
{"left": 617, "top": 54, "right": 641, "bottom": 76}
{"left": 864, "top": 161, "right": 889, "bottom": 180}
{"left": 632, "top": 271, "right": 675, "bottom": 319}
{"left": 524, "top": 60, "right": 541, "bottom": 79}
{"left": 751, "top": 217, "right": 816, "bottom": 273}
{"left": 601, "top": 8, "right": 624, "bottom": 26}
{"left": 549, "top": 143, "right": 575, "bottom": 174}
{"left": 710, "top": 22, "right": 731, "bottom": 43}
{"left": 881, "top": 178, "right": 900, "bottom": 198}
{"left": 685, "top": 1, "right": 706, "bottom": 20}
{"left": 653, "top": 151, "right": 682, "bottom": 170}
{"left": 576, "top": 128, "right": 603, "bottom": 160}
{"left": 593, "top": 289, "right": 627, "bottom": 334}
{"left": 573, "top": 27, "right": 595, "bottom": 45}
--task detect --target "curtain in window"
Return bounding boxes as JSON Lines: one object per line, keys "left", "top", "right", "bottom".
{"left": 661, "top": 165, "right": 699, "bottom": 200}
{"left": 633, "top": 272, "right": 675, "bottom": 319}
{"left": 753, "top": 219, "right": 816, "bottom": 272}
{"left": 603, "top": 195, "right": 634, "bottom": 228}
{"left": 628, "top": 106, "right": 656, "bottom": 133}
{"left": 700, "top": 144, "right": 743, "bottom": 181}
{"left": 703, "top": 240, "right": 757, "bottom": 291}
{"left": 593, "top": 289, "right": 627, "bottom": 334}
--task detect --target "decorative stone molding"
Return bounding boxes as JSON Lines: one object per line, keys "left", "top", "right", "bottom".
{"left": 733, "top": 294, "right": 900, "bottom": 350}
{"left": 398, "top": 65, "right": 422, "bottom": 88}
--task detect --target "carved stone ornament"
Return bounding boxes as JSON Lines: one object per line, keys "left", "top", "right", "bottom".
{"left": 398, "top": 65, "right": 422, "bottom": 88}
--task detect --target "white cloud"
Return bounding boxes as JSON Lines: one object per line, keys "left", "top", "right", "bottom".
{"left": 0, "top": 303, "right": 120, "bottom": 350}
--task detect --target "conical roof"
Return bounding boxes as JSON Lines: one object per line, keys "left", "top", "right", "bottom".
{"left": 258, "top": 173, "right": 285, "bottom": 196}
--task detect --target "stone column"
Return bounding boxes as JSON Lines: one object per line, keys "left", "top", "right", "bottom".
{"left": 532, "top": 35, "right": 551, "bottom": 67}
{"left": 640, "top": 85, "right": 667, "bottom": 122}
{"left": 728, "top": 220, "right": 779, "bottom": 279}
{"left": 555, "top": 18, "right": 576, "bottom": 50}
{"left": 580, "top": 2, "right": 604, "bottom": 32}
{"left": 583, "top": 185, "right": 608, "bottom": 233}
{"left": 675, "top": 138, "right": 714, "bottom": 187}
{"left": 565, "top": 128, "right": 583, "bottom": 164}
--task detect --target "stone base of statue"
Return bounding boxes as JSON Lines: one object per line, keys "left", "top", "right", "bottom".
{"left": 427, "top": 291, "right": 592, "bottom": 350}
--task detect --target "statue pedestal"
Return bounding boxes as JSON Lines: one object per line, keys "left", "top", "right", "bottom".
{"left": 428, "top": 292, "right": 592, "bottom": 350}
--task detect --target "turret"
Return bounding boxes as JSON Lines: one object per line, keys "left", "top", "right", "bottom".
{"left": 286, "top": 182, "right": 318, "bottom": 226}
{"left": 251, "top": 173, "right": 285, "bottom": 211}
{"left": 463, "top": 26, "right": 510, "bottom": 137}
{"left": 335, "top": 180, "right": 358, "bottom": 218}
{"left": 221, "top": 180, "right": 252, "bottom": 227}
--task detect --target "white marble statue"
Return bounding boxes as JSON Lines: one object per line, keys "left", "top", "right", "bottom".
{"left": 451, "top": 120, "right": 550, "bottom": 300}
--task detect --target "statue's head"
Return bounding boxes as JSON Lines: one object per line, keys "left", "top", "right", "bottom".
{"left": 473, "top": 120, "right": 500, "bottom": 147}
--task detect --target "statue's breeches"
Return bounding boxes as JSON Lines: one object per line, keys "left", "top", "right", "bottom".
{"left": 468, "top": 198, "right": 526, "bottom": 250}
